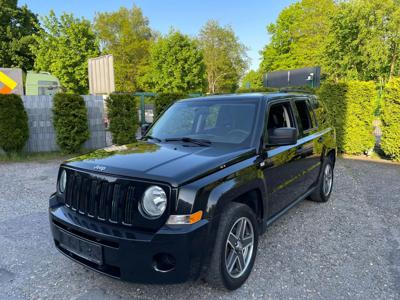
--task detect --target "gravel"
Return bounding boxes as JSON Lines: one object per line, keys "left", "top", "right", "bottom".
{"left": 0, "top": 158, "right": 399, "bottom": 300}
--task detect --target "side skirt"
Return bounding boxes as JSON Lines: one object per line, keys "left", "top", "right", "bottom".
{"left": 264, "top": 186, "right": 317, "bottom": 228}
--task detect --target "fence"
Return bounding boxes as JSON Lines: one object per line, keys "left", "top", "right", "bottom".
{"left": 22, "top": 95, "right": 107, "bottom": 152}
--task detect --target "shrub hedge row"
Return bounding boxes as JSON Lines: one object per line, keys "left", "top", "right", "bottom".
{"left": 106, "top": 93, "right": 138, "bottom": 145}
{"left": 380, "top": 78, "right": 400, "bottom": 161}
{"left": 0, "top": 94, "right": 29, "bottom": 153}
{"left": 317, "top": 81, "right": 376, "bottom": 154}
{"left": 53, "top": 93, "right": 90, "bottom": 153}
{"left": 153, "top": 92, "right": 188, "bottom": 118}
{"left": 235, "top": 87, "right": 277, "bottom": 93}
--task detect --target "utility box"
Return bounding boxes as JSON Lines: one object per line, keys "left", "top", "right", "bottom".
{"left": 88, "top": 54, "right": 115, "bottom": 95}
{"left": 25, "top": 71, "right": 61, "bottom": 96}
{"left": 264, "top": 66, "right": 321, "bottom": 89}
{"left": 0, "top": 68, "right": 24, "bottom": 95}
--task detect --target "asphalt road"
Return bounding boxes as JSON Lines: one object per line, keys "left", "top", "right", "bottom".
{"left": 0, "top": 158, "right": 399, "bottom": 300}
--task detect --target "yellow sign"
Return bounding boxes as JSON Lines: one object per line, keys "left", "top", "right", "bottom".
{"left": 0, "top": 71, "right": 18, "bottom": 94}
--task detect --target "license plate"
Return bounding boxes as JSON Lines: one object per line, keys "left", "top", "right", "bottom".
{"left": 58, "top": 228, "right": 103, "bottom": 265}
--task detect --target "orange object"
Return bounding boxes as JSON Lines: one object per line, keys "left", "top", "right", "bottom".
{"left": 189, "top": 211, "right": 203, "bottom": 224}
{"left": 0, "top": 86, "right": 12, "bottom": 94}
{"left": 0, "top": 71, "right": 17, "bottom": 94}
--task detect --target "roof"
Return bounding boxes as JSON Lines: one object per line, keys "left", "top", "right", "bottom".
{"left": 177, "top": 92, "right": 311, "bottom": 103}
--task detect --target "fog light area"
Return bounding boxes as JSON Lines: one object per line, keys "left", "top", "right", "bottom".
{"left": 152, "top": 253, "right": 176, "bottom": 273}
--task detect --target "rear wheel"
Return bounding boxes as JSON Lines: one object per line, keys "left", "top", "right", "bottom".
{"left": 309, "top": 157, "right": 334, "bottom": 202}
{"left": 205, "top": 202, "right": 258, "bottom": 290}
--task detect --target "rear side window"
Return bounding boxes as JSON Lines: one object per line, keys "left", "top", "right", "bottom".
{"left": 295, "top": 100, "right": 314, "bottom": 131}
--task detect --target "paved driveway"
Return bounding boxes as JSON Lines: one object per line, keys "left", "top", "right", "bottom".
{"left": 0, "top": 158, "right": 399, "bottom": 299}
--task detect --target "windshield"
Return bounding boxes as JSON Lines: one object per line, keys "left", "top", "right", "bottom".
{"left": 146, "top": 99, "right": 258, "bottom": 146}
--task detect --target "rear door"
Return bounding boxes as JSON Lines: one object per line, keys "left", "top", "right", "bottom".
{"left": 291, "top": 97, "right": 322, "bottom": 193}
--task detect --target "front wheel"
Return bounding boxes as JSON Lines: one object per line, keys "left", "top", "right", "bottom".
{"left": 309, "top": 158, "right": 334, "bottom": 202}
{"left": 205, "top": 203, "right": 258, "bottom": 290}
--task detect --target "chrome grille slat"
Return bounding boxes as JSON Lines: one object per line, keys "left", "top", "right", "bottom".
{"left": 124, "top": 186, "right": 135, "bottom": 225}
{"left": 71, "top": 175, "right": 81, "bottom": 211}
{"left": 65, "top": 173, "right": 73, "bottom": 207}
{"left": 110, "top": 184, "right": 121, "bottom": 223}
{"left": 79, "top": 177, "right": 89, "bottom": 214}
{"left": 87, "top": 180, "right": 97, "bottom": 217}
{"left": 98, "top": 182, "right": 107, "bottom": 220}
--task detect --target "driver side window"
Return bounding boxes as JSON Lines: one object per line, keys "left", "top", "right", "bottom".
{"left": 266, "top": 101, "right": 295, "bottom": 135}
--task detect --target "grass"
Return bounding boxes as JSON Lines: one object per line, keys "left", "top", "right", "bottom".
{"left": 0, "top": 151, "right": 82, "bottom": 163}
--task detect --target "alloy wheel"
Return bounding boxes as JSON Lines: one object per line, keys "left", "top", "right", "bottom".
{"left": 224, "top": 217, "right": 254, "bottom": 279}
{"left": 323, "top": 163, "right": 333, "bottom": 196}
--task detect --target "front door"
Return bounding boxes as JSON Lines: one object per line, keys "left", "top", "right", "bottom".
{"left": 262, "top": 98, "right": 319, "bottom": 218}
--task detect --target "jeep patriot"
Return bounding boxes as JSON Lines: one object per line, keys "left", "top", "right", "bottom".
{"left": 49, "top": 93, "right": 336, "bottom": 290}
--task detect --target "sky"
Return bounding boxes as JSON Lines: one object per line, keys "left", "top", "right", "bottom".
{"left": 20, "top": 0, "right": 296, "bottom": 70}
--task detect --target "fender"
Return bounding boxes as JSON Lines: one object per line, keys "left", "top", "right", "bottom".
{"left": 175, "top": 155, "right": 268, "bottom": 280}
{"left": 175, "top": 155, "right": 267, "bottom": 221}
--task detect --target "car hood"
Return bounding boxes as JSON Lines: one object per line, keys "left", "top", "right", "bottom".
{"left": 64, "top": 141, "right": 255, "bottom": 187}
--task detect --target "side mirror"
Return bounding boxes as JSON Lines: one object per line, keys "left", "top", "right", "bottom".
{"left": 267, "top": 127, "right": 298, "bottom": 146}
{"left": 141, "top": 123, "right": 151, "bottom": 136}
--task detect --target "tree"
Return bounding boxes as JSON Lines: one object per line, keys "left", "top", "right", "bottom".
{"left": 240, "top": 70, "right": 263, "bottom": 89}
{"left": 325, "top": 0, "right": 400, "bottom": 83}
{"left": 0, "top": 94, "right": 29, "bottom": 153}
{"left": 53, "top": 93, "right": 90, "bottom": 153}
{"left": 94, "top": 6, "right": 153, "bottom": 92}
{"left": 145, "top": 30, "right": 205, "bottom": 93}
{"left": 380, "top": 78, "right": 400, "bottom": 161}
{"left": 32, "top": 11, "right": 99, "bottom": 94}
{"left": 198, "top": 20, "right": 249, "bottom": 93}
{"left": 260, "top": 0, "right": 335, "bottom": 74}
{"left": 0, "top": 0, "right": 39, "bottom": 71}
{"left": 106, "top": 93, "right": 138, "bottom": 145}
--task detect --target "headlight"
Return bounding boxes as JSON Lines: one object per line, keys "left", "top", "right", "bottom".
{"left": 140, "top": 185, "right": 167, "bottom": 218}
{"left": 58, "top": 170, "right": 67, "bottom": 193}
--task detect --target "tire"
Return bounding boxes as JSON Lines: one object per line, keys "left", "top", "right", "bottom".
{"left": 205, "top": 202, "right": 259, "bottom": 290}
{"left": 309, "top": 157, "right": 334, "bottom": 202}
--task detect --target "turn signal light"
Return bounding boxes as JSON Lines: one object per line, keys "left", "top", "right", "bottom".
{"left": 166, "top": 210, "right": 203, "bottom": 225}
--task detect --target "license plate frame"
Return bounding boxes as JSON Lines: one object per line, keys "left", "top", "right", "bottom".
{"left": 58, "top": 228, "right": 103, "bottom": 265}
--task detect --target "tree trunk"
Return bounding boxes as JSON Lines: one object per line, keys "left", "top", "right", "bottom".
{"left": 389, "top": 42, "right": 398, "bottom": 80}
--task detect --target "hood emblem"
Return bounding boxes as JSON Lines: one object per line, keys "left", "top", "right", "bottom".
{"left": 93, "top": 165, "right": 106, "bottom": 172}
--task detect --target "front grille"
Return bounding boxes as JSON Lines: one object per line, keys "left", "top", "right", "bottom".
{"left": 61, "top": 169, "right": 161, "bottom": 227}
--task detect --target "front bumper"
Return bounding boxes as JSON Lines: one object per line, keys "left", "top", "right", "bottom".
{"left": 49, "top": 197, "right": 210, "bottom": 284}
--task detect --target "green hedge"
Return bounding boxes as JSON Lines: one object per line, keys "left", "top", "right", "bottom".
{"left": 380, "top": 78, "right": 400, "bottom": 161}
{"left": 0, "top": 94, "right": 29, "bottom": 153}
{"left": 317, "top": 81, "right": 376, "bottom": 154}
{"left": 106, "top": 93, "right": 138, "bottom": 145}
{"left": 235, "top": 87, "right": 277, "bottom": 93}
{"left": 53, "top": 93, "right": 89, "bottom": 153}
{"left": 153, "top": 92, "right": 188, "bottom": 118}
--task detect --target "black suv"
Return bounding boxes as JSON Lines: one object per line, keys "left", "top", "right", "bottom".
{"left": 49, "top": 93, "right": 336, "bottom": 290}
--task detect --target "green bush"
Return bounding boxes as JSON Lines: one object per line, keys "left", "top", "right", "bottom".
{"left": 53, "top": 93, "right": 90, "bottom": 153}
{"left": 317, "top": 81, "right": 376, "bottom": 154}
{"left": 153, "top": 92, "right": 188, "bottom": 118}
{"left": 106, "top": 93, "right": 138, "bottom": 145}
{"left": 0, "top": 94, "right": 29, "bottom": 153}
{"left": 235, "top": 87, "right": 277, "bottom": 93}
{"left": 380, "top": 78, "right": 400, "bottom": 161}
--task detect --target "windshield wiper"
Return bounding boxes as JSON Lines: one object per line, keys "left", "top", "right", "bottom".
{"left": 164, "top": 137, "right": 212, "bottom": 146}
{"left": 143, "top": 135, "right": 162, "bottom": 142}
